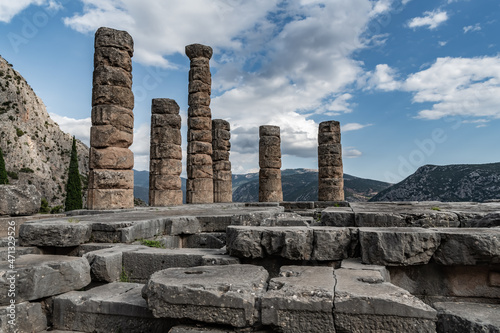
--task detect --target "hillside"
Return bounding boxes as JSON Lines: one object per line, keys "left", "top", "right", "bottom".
{"left": 0, "top": 56, "right": 89, "bottom": 208}
{"left": 370, "top": 163, "right": 500, "bottom": 202}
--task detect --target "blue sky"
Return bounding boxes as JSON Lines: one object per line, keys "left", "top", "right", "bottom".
{"left": 0, "top": 0, "right": 499, "bottom": 183}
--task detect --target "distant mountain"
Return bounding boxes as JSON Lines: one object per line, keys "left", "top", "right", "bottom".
{"left": 134, "top": 168, "right": 390, "bottom": 204}
{"left": 370, "top": 163, "right": 500, "bottom": 202}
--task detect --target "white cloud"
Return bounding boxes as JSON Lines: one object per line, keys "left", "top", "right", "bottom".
{"left": 343, "top": 147, "right": 362, "bottom": 158}
{"left": 407, "top": 10, "right": 448, "bottom": 30}
{"left": 365, "top": 64, "right": 401, "bottom": 91}
{"left": 438, "top": 41, "right": 447, "bottom": 47}
{"left": 463, "top": 23, "right": 481, "bottom": 33}
{"left": 49, "top": 113, "right": 91, "bottom": 146}
{"left": 129, "top": 123, "right": 150, "bottom": 171}
{"left": 0, "top": 0, "right": 62, "bottom": 23}
{"left": 341, "top": 123, "right": 372, "bottom": 132}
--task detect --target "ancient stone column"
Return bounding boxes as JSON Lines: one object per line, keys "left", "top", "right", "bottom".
{"left": 318, "top": 120, "right": 344, "bottom": 201}
{"left": 88, "top": 27, "right": 135, "bottom": 210}
{"left": 259, "top": 125, "right": 283, "bottom": 202}
{"left": 185, "top": 44, "right": 213, "bottom": 204}
{"left": 149, "top": 99, "right": 182, "bottom": 206}
{"left": 212, "top": 119, "right": 232, "bottom": 202}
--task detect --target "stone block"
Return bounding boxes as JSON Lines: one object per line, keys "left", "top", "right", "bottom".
{"left": 19, "top": 220, "right": 92, "bottom": 247}
{"left": 259, "top": 125, "right": 280, "bottom": 137}
{"left": 318, "top": 154, "right": 343, "bottom": 167}
{"left": 318, "top": 120, "right": 340, "bottom": 134}
{"left": 190, "top": 57, "right": 210, "bottom": 68}
{"left": 87, "top": 188, "right": 134, "bottom": 210}
{"left": 261, "top": 227, "right": 313, "bottom": 260}
{"left": 188, "top": 141, "right": 213, "bottom": 155}
{"left": 318, "top": 187, "right": 344, "bottom": 202}
{"left": 185, "top": 43, "right": 213, "bottom": 59}
{"left": 434, "top": 302, "right": 500, "bottom": 333}
{"left": 93, "top": 65, "right": 132, "bottom": 88}
{"left": 0, "top": 185, "right": 41, "bottom": 216}
{"left": 262, "top": 266, "right": 335, "bottom": 333}
{"left": 213, "top": 170, "right": 232, "bottom": 181}
{"left": 149, "top": 189, "right": 183, "bottom": 208}
{"left": 188, "top": 92, "right": 211, "bottom": 106}
{"left": 259, "top": 190, "right": 283, "bottom": 203}
{"left": 189, "top": 80, "right": 211, "bottom": 94}
{"left": 183, "top": 233, "right": 226, "bottom": 249}
{"left": 150, "top": 159, "right": 182, "bottom": 175}
{"left": 188, "top": 164, "right": 213, "bottom": 179}
{"left": 212, "top": 119, "right": 230, "bottom": 131}
{"left": 142, "top": 265, "right": 268, "bottom": 327}
{"left": 0, "top": 255, "right": 90, "bottom": 305}
{"left": 94, "top": 46, "right": 132, "bottom": 72}
{"left": 189, "top": 129, "right": 212, "bottom": 142}
{"left": 334, "top": 268, "right": 437, "bottom": 332}
{"left": 318, "top": 144, "right": 341, "bottom": 156}
{"left": 188, "top": 106, "right": 212, "bottom": 117}
{"left": 151, "top": 126, "right": 182, "bottom": 145}
{"left": 169, "top": 326, "right": 233, "bottom": 333}
{"left": 165, "top": 216, "right": 201, "bottom": 235}
{"left": 359, "top": 228, "right": 441, "bottom": 266}
{"left": 226, "top": 226, "right": 264, "bottom": 258}
{"left": 89, "top": 147, "right": 134, "bottom": 170}
{"left": 151, "top": 113, "right": 182, "bottom": 129}
{"left": 92, "top": 105, "right": 134, "bottom": 132}
{"left": 53, "top": 282, "right": 174, "bottom": 332}
{"left": 150, "top": 144, "right": 182, "bottom": 160}
{"left": 311, "top": 227, "right": 353, "bottom": 261}
{"left": 320, "top": 206, "right": 355, "bottom": 227}
{"left": 318, "top": 131, "right": 340, "bottom": 145}
{"left": 152, "top": 98, "right": 180, "bottom": 114}
{"left": 84, "top": 246, "right": 139, "bottom": 282}
{"left": 186, "top": 190, "right": 214, "bottom": 204}
{"left": 213, "top": 161, "right": 231, "bottom": 171}
{"left": 92, "top": 85, "right": 134, "bottom": 110}
{"left": 212, "top": 139, "right": 230, "bottom": 151}
{"left": 150, "top": 174, "right": 182, "bottom": 191}
{"left": 95, "top": 27, "right": 134, "bottom": 55}
{"left": 187, "top": 154, "right": 212, "bottom": 167}
{"left": 212, "top": 150, "right": 230, "bottom": 161}
{"left": 318, "top": 166, "right": 343, "bottom": 179}
{"left": 0, "top": 301, "right": 47, "bottom": 333}
{"left": 89, "top": 169, "right": 134, "bottom": 189}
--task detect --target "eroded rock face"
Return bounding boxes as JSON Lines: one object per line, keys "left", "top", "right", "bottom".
{"left": 318, "top": 121, "right": 344, "bottom": 201}
{"left": 0, "top": 185, "right": 40, "bottom": 216}
{"left": 88, "top": 27, "right": 134, "bottom": 210}
{"left": 259, "top": 126, "right": 283, "bottom": 202}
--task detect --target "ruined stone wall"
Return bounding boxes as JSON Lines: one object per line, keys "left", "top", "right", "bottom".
{"left": 185, "top": 44, "right": 214, "bottom": 204}
{"left": 149, "top": 99, "right": 182, "bottom": 206}
{"left": 318, "top": 120, "right": 344, "bottom": 201}
{"left": 88, "top": 27, "right": 134, "bottom": 210}
{"left": 259, "top": 125, "right": 283, "bottom": 202}
{"left": 212, "top": 119, "right": 232, "bottom": 202}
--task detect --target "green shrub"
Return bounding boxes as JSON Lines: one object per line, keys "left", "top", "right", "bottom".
{"left": 7, "top": 171, "right": 18, "bottom": 180}
{"left": 0, "top": 148, "right": 8, "bottom": 184}
{"left": 15, "top": 127, "right": 24, "bottom": 137}
{"left": 20, "top": 167, "right": 34, "bottom": 173}
{"left": 50, "top": 205, "right": 64, "bottom": 214}
{"left": 40, "top": 198, "right": 50, "bottom": 214}
{"left": 140, "top": 239, "right": 165, "bottom": 248}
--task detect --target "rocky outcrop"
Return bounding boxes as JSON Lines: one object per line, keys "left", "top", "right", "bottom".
{"left": 0, "top": 184, "right": 40, "bottom": 215}
{"left": 0, "top": 56, "right": 89, "bottom": 208}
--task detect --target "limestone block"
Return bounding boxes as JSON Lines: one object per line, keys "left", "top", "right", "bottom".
{"left": 186, "top": 190, "right": 214, "bottom": 204}
{"left": 259, "top": 178, "right": 283, "bottom": 190}
{"left": 213, "top": 161, "right": 231, "bottom": 171}
{"left": 90, "top": 124, "right": 133, "bottom": 148}
{"left": 151, "top": 127, "right": 182, "bottom": 145}
{"left": 188, "top": 92, "right": 211, "bottom": 106}
{"left": 149, "top": 190, "right": 183, "bottom": 207}
{"left": 259, "top": 158, "right": 282, "bottom": 169}
{"left": 183, "top": 233, "right": 226, "bottom": 249}
{"left": 84, "top": 246, "right": 131, "bottom": 282}
{"left": 152, "top": 98, "right": 180, "bottom": 114}
{"left": 318, "top": 120, "right": 340, "bottom": 133}
{"left": 318, "top": 144, "right": 341, "bottom": 156}
{"left": 90, "top": 147, "right": 134, "bottom": 170}
{"left": 150, "top": 143, "right": 182, "bottom": 160}
{"left": 260, "top": 168, "right": 282, "bottom": 179}
{"left": 189, "top": 129, "right": 212, "bottom": 142}
{"left": 188, "top": 154, "right": 212, "bottom": 167}
{"left": 0, "top": 302, "right": 47, "bottom": 333}
{"left": 151, "top": 114, "right": 182, "bottom": 129}
{"left": 434, "top": 302, "right": 500, "bottom": 333}
{"left": 432, "top": 228, "right": 500, "bottom": 265}
{"left": 19, "top": 220, "right": 92, "bottom": 247}
{"left": 165, "top": 216, "right": 202, "bottom": 235}
{"left": 226, "top": 226, "right": 264, "bottom": 258}
{"left": 169, "top": 326, "right": 233, "bottom": 333}
{"left": 87, "top": 188, "right": 134, "bottom": 210}
{"left": 142, "top": 265, "right": 268, "bottom": 327}
{"left": 185, "top": 44, "right": 213, "bottom": 59}
{"left": 262, "top": 266, "right": 335, "bottom": 333}
{"left": 89, "top": 169, "right": 134, "bottom": 189}
{"left": 213, "top": 150, "right": 230, "bottom": 161}
{"left": 320, "top": 206, "right": 355, "bottom": 227}
{"left": 92, "top": 105, "right": 134, "bottom": 132}
{"left": 213, "top": 180, "right": 232, "bottom": 193}
{"left": 189, "top": 80, "right": 211, "bottom": 94}
{"left": 93, "top": 65, "right": 132, "bottom": 88}
{"left": 0, "top": 185, "right": 41, "bottom": 216}
{"left": 359, "top": 228, "right": 441, "bottom": 266}
{"left": 188, "top": 106, "right": 211, "bottom": 117}
{"left": 311, "top": 227, "right": 353, "bottom": 261}
{"left": 212, "top": 119, "right": 230, "bottom": 131}
{"left": 150, "top": 159, "right": 182, "bottom": 175}
{"left": 261, "top": 227, "right": 313, "bottom": 260}
{"left": 187, "top": 164, "right": 213, "bottom": 179}
{"left": 318, "top": 132, "right": 340, "bottom": 145}
{"left": 259, "top": 190, "right": 283, "bottom": 203}
{"left": 212, "top": 139, "right": 231, "bottom": 151}
{"left": 94, "top": 27, "right": 134, "bottom": 55}
{"left": 190, "top": 57, "right": 210, "bottom": 68}
{"left": 259, "top": 125, "right": 280, "bottom": 137}
{"left": 318, "top": 154, "right": 343, "bottom": 167}
{"left": 188, "top": 141, "right": 213, "bottom": 155}
{"left": 319, "top": 166, "right": 343, "bottom": 179}
{"left": 53, "top": 283, "right": 173, "bottom": 332}
{"left": 213, "top": 170, "right": 232, "bottom": 181}
{"left": 92, "top": 85, "right": 134, "bottom": 110}
{"left": 150, "top": 174, "right": 182, "bottom": 190}
{"left": 0, "top": 255, "right": 90, "bottom": 305}
{"left": 94, "top": 47, "right": 132, "bottom": 72}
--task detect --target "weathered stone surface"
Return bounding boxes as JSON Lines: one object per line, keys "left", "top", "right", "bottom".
{"left": 188, "top": 141, "right": 213, "bottom": 155}
{"left": 150, "top": 143, "right": 182, "bottom": 160}
{"left": 89, "top": 169, "right": 134, "bottom": 189}
{"left": 94, "top": 46, "right": 132, "bottom": 72}
{"left": 187, "top": 164, "right": 214, "bottom": 179}
{"left": 188, "top": 106, "right": 212, "bottom": 117}
{"left": 334, "top": 267, "right": 437, "bottom": 332}
{"left": 212, "top": 119, "right": 232, "bottom": 203}
{"left": 317, "top": 144, "right": 341, "bottom": 156}
{"left": 189, "top": 80, "right": 211, "bottom": 94}
{"left": 89, "top": 147, "right": 134, "bottom": 170}
{"left": 93, "top": 65, "right": 132, "bottom": 88}
{"left": 359, "top": 227, "right": 441, "bottom": 266}
{"left": 320, "top": 206, "right": 355, "bottom": 227}
{"left": 432, "top": 228, "right": 500, "bottom": 265}
{"left": 150, "top": 174, "right": 182, "bottom": 191}
{"left": 149, "top": 190, "right": 183, "bottom": 206}
{"left": 226, "top": 226, "right": 264, "bottom": 258}
{"left": 169, "top": 326, "right": 233, "bottom": 333}
{"left": 142, "top": 265, "right": 268, "bottom": 327}
{"left": 340, "top": 258, "right": 391, "bottom": 282}
{"left": 434, "top": 302, "right": 500, "bottom": 333}
{"left": 84, "top": 245, "right": 146, "bottom": 282}
{"left": 311, "top": 227, "right": 353, "bottom": 261}
{"left": 92, "top": 85, "right": 134, "bottom": 109}
{"left": 151, "top": 114, "right": 182, "bottom": 129}
{"left": 152, "top": 98, "right": 180, "bottom": 114}
{"left": 0, "top": 185, "right": 41, "bottom": 216}
{"left": 188, "top": 92, "right": 211, "bottom": 107}
{"left": 185, "top": 44, "right": 213, "bottom": 59}
{"left": 183, "top": 232, "right": 226, "bottom": 249}
{"left": 92, "top": 105, "right": 134, "bottom": 131}
{"left": 259, "top": 125, "right": 283, "bottom": 203}
{"left": 189, "top": 116, "right": 212, "bottom": 130}
{"left": 150, "top": 159, "right": 182, "bottom": 175}
{"left": 188, "top": 68, "right": 211, "bottom": 86}
{"left": 259, "top": 125, "right": 280, "bottom": 137}
{"left": 95, "top": 27, "right": 134, "bottom": 55}
{"left": 262, "top": 266, "right": 335, "bottom": 333}
{"left": 189, "top": 129, "right": 212, "bottom": 142}
{"left": 151, "top": 127, "right": 182, "bottom": 145}
{"left": 0, "top": 301, "right": 47, "bottom": 333}
{"left": 53, "top": 282, "right": 174, "bottom": 333}
{"left": 0, "top": 255, "right": 90, "bottom": 305}
{"left": 318, "top": 132, "right": 341, "bottom": 145}
{"left": 318, "top": 121, "right": 343, "bottom": 202}
{"left": 87, "top": 188, "right": 134, "bottom": 210}
{"left": 318, "top": 166, "right": 343, "bottom": 179}
{"left": 212, "top": 150, "right": 230, "bottom": 161}
{"left": 19, "top": 220, "right": 92, "bottom": 246}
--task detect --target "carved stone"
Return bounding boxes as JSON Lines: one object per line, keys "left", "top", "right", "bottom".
{"left": 318, "top": 121, "right": 344, "bottom": 201}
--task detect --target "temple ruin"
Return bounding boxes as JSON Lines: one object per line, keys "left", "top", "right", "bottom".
{"left": 318, "top": 120, "right": 344, "bottom": 201}
{"left": 259, "top": 125, "right": 283, "bottom": 202}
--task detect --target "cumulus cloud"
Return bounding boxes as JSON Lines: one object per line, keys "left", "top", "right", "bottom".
{"left": 463, "top": 23, "right": 481, "bottom": 33}
{"left": 0, "top": 0, "right": 63, "bottom": 22}
{"left": 129, "top": 123, "right": 150, "bottom": 171}
{"left": 341, "top": 123, "right": 372, "bottom": 132}
{"left": 365, "top": 64, "right": 401, "bottom": 91}
{"left": 407, "top": 10, "right": 448, "bottom": 30}
{"left": 343, "top": 147, "right": 362, "bottom": 158}
{"left": 50, "top": 113, "right": 91, "bottom": 146}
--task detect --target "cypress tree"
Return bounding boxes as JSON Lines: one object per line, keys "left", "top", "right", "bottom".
{"left": 65, "top": 136, "right": 82, "bottom": 211}
{"left": 0, "top": 147, "right": 8, "bottom": 185}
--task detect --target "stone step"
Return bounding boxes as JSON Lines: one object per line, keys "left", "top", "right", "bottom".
{"left": 0, "top": 254, "right": 90, "bottom": 306}
{"left": 0, "top": 301, "right": 47, "bottom": 333}
{"left": 434, "top": 302, "right": 500, "bottom": 333}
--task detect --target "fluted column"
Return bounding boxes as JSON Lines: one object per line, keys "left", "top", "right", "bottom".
{"left": 318, "top": 120, "right": 344, "bottom": 201}
{"left": 259, "top": 125, "right": 283, "bottom": 202}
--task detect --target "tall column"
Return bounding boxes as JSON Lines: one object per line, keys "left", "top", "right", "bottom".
{"left": 259, "top": 125, "right": 283, "bottom": 202}
{"left": 88, "top": 27, "right": 134, "bottom": 210}
{"left": 185, "top": 44, "right": 213, "bottom": 204}
{"left": 318, "top": 120, "right": 344, "bottom": 201}
{"left": 149, "top": 99, "right": 182, "bottom": 206}
{"left": 212, "top": 119, "right": 232, "bottom": 202}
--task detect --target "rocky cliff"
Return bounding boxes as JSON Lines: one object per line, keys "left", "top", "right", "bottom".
{"left": 370, "top": 163, "right": 500, "bottom": 202}
{"left": 0, "top": 56, "right": 89, "bottom": 208}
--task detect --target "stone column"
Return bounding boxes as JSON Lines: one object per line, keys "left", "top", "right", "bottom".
{"left": 88, "top": 27, "right": 134, "bottom": 210}
{"left": 185, "top": 44, "right": 213, "bottom": 204}
{"left": 149, "top": 99, "right": 182, "bottom": 206}
{"left": 318, "top": 120, "right": 344, "bottom": 201}
{"left": 212, "top": 119, "right": 232, "bottom": 202}
{"left": 259, "top": 125, "right": 283, "bottom": 202}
